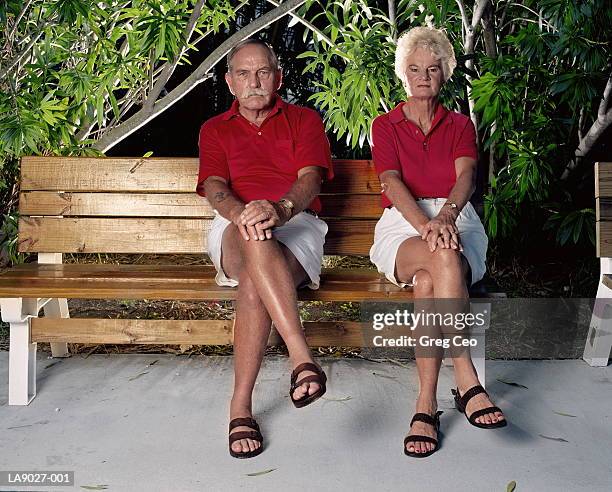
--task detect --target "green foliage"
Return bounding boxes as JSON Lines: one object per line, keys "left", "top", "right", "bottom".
{"left": 0, "top": 0, "right": 236, "bottom": 265}
{"left": 299, "top": 0, "right": 609, "bottom": 247}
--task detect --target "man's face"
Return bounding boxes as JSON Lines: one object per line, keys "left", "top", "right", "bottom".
{"left": 225, "top": 44, "right": 282, "bottom": 112}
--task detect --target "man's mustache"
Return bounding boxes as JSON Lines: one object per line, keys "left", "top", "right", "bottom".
{"left": 241, "top": 89, "right": 270, "bottom": 98}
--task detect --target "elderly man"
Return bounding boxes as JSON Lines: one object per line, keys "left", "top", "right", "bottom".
{"left": 196, "top": 38, "right": 333, "bottom": 459}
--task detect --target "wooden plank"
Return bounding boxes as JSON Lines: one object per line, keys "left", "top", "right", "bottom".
{"left": 31, "top": 318, "right": 234, "bottom": 344}
{"left": 0, "top": 264, "right": 385, "bottom": 284}
{"left": 18, "top": 217, "right": 209, "bottom": 254}
{"left": 321, "top": 159, "right": 380, "bottom": 194}
{"left": 21, "top": 156, "right": 380, "bottom": 194}
{"left": 20, "top": 192, "right": 383, "bottom": 219}
{"left": 21, "top": 157, "right": 199, "bottom": 192}
{"left": 596, "top": 220, "right": 612, "bottom": 257}
{"left": 595, "top": 162, "right": 612, "bottom": 198}
{"left": 30, "top": 318, "right": 368, "bottom": 346}
{"left": 0, "top": 276, "right": 409, "bottom": 301}
{"left": 19, "top": 192, "right": 215, "bottom": 217}
{"left": 17, "top": 217, "right": 376, "bottom": 255}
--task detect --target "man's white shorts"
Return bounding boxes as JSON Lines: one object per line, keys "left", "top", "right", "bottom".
{"left": 207, "top": 211, "right": 328, "bottom": 289}
{"left": 369, "top": 199, "right": 488, "bottom": 287}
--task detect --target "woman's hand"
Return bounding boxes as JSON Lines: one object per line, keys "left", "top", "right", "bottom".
{"left": 419, "top": 208, "right": 461, "bottom": 252}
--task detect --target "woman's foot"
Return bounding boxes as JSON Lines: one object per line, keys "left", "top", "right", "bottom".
{"left": 455, "top": 384, "right": 505, "bottom": 425}
{"left": 289, "top": 360, "right": 327, "bottom": 407}
{"left": 229, "top": 400, "right": 262, "bottom": 456}
{"left": 405, "top": 395, "right": 439, "bottom": 455}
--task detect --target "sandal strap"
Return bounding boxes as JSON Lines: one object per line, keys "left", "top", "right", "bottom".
{"left": 229, "top": 430, "right": 263, "bottom": 444}
{"left": 290, "top": 362, "right": 323, "bottom": 385}
{"left": 456, "top": 385, "right": 487, "bottom": 409}
{"left": 468, "top": 406, "right": 503, "bottom": 423}
{"left": 229, "top": 417, "right": 259, "bottom": 432}
{"left": 404, "top": 434, "right": 438, "bottom": 446}
{"left": 291, "top": 373, "right": 326, "bottom": 392}
{"left": 410, "top": 411, "right": 443, "bottom": 428}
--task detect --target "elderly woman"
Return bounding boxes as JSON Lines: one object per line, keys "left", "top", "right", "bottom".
{"left": 370, "top": 26, "right": 506, "bottom": 458}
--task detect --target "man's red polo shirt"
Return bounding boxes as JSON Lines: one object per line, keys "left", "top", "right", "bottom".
{"left": 371, "top": 103, "right": 478, "bottom": 208}
{"left": 197, "top": 95, "right": 333, "bottom": 213}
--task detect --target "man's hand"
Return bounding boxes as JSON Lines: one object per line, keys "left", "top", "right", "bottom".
{"left": 419, "top": 208, "right": 461, "bottom": 252}
{"left": 237, "top": 200, "right": 290, "bottom": 241}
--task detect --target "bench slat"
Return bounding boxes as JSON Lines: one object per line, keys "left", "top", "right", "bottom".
{"left": 30, "top": 318, "right": 368, "bottom": 346}
{"left": 21, "top": 157, "right": 380, "bottom": 194}
{"left": 19, "top": 192, "right": 382, "bottom": 219}
{"left": 18, "top": 217, "right": 376, "bottom": 255}
{"left": 1, "top": 264, "right": 382, "bottom": 283}
{"left": 595, "top": 162, "right": 612, "bottom": 199}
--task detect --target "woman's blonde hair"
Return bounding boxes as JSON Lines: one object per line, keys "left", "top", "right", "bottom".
{"left": 395, "top": 26, "right": 457, "bottom": 91}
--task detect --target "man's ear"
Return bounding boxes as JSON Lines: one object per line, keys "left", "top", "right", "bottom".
{"left": 225, "top": 72, "right": 235, "bottom": 96}
{"left": 276, "top": 69, "right": 283, "bottom": 91}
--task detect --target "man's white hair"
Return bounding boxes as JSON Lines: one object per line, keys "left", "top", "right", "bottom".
{"left": 394, "top": 26, "right": 457, "bottom": 93}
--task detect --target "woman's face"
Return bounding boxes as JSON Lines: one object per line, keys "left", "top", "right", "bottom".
{"left": 403, "top": 46, "right": 444, "bottom": 99}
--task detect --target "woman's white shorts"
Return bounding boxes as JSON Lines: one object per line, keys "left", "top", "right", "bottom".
{"left": 369, "top": 199, "right": 488, "bottom": 287}
{"left": 207, "top": 211, "right": 328, "bottom": 290}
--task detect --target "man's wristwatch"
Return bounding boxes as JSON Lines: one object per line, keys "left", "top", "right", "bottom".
{"left": 443, "top": 201, "right": 459, "bottom": 214}
{"left": 278, "top": 198, "right": 295, "bottom": 220}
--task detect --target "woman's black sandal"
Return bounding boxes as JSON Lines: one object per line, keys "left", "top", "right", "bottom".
{"left": 404, "top": 410, "right": 443, "bottom": 458}
{"left": 452, "top": 385, "right": 507, "bottom": 429}
{"left": 290, "top": 362, "right": 327, "bottom": 408}
{"left": 228, "top": 417, "right": 264, "bottom": 459}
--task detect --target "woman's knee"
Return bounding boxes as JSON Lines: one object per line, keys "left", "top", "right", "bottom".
{"left": 412, "top": 269, "right": 434, "bottom": 296}
{"left": 431, "top": 248, "right": 463, "bottom": 275}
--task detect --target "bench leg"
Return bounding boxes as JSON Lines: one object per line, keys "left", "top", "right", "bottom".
{"left": 44, "top": 298, "right": 71, "bottom": 358}
{"left": 1, "top": 298, "right": 38, "bottom": 405}
{"left": 583, "top": 283, "right": 612, "bottom": 366}
{"left": 38, "top": 253, "right": 70, "bottom": 358}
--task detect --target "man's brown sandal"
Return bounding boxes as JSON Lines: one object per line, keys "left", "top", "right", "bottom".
{"left": 228, "top": 417, "right": 264, "bottom": 459}
{"left": 290, "top": 362, "right": 327, "bottom": 408}
{"left": 452, "top": 385, "right": 507, "bottom": 429}
{"left": 404, "top": 410, "right": 443, "bottom": 458}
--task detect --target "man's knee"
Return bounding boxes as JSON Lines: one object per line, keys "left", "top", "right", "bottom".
{"left": 237, "top": 272, "right": 260, "bottom": 304}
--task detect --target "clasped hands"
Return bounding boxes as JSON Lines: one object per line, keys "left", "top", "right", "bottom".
{"left": 230, "top": 200, "right": 290, "bottom": 241}
{"left": 419, "top": 208, "right": 462, "bottom": 252}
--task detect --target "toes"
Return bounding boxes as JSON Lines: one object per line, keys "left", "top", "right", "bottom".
{"left": 308, "top": 382, "right": 320, "bottom": 396}
{"left": 496, "top": 411, "right": 505, "bottom": 421}
{"left": 231, "top": 441, "right": 242, "bottom": 453}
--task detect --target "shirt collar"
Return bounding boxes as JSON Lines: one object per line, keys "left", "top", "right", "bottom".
{"left": 388, "top": 101, "right": 449, "bottom": 128}
{"left": 222, "top": 93, "right": 286, "bottom": 121}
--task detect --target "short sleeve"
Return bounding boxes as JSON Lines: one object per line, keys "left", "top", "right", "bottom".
{"left": 371, "top": 115, "right": 400, "bottom": 174}
{"left": 196, "top": 121, "right": 229, "bottom": 197}
{"left": 294, "top": 109, "right": 334, "bottom": 180}
{"left": 453, "top": 118, "right": 478, "bottom": 160}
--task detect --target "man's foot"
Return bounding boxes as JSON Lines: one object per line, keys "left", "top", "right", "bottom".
{"left": 290, "top": 361, "right": 327, "bottom": 407}
{"left": 405, "top": 396, "right": 439, "bottom": 455}
{"left": 290, "top": 361, "right": 321, "bottom": 401}
{"left": 456, "top": 384, "right": 505, "bottom": 426}
{"left": 229, "top": 402, "right": 262, "bottom": 456}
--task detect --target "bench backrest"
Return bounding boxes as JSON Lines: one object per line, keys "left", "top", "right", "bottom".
{"left": 596, "top": 162, "right": 612, "bottom": 257}
{"left": 18, "top": 157, "right": 382, "bottom": 256}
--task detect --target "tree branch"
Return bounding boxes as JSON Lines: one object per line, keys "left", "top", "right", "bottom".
{"left": 93, "top": 0, "right": 308, "bottom": 153}
{"left": 0, "top": 30, "right": 43, "bottom": 80}
{"left": 455, "top": 0, "right": 470, "bottom": 32}
{"left": 560, "top": 72, "right": 612, "bottom": 180}
{"left": 143, "top": 0, "right": 208, "bottom": 110}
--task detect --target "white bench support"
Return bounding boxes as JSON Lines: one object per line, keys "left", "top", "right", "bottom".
{"left": 1, "top": 298, "right": 38, "bottom": 405}
{"left": 38, "top": 253, "right": 70, "bottom": 358}
{"left": 583, "top": 258, "right": 612, "bottom": 366}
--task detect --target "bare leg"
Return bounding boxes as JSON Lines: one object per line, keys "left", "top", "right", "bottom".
{"left": 395, "top": 238, "right": 505, "bottom": 428}
{"left": 221, "top": 225, "right": 318, "bottom": 453}
{"left": 404, "top": 269, "right": 442, "bottom": 454}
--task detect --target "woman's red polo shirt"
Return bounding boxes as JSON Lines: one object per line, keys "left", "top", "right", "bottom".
{"left": 371, "top": 103, "right": 478, "bottom": 208}
{"left": 197, "top": 95, "right": 333, "bottom": 213}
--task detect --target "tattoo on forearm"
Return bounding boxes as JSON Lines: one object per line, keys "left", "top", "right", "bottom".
{"left": 214, "top": 191, "right": 227, "bottom": 203}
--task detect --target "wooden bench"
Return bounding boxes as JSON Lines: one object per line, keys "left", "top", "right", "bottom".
{"left": 584, "top": 161, "right": 612, "bottom": 366}
{"left": 0, "top": 156, "right": 491, "bottom": 405}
